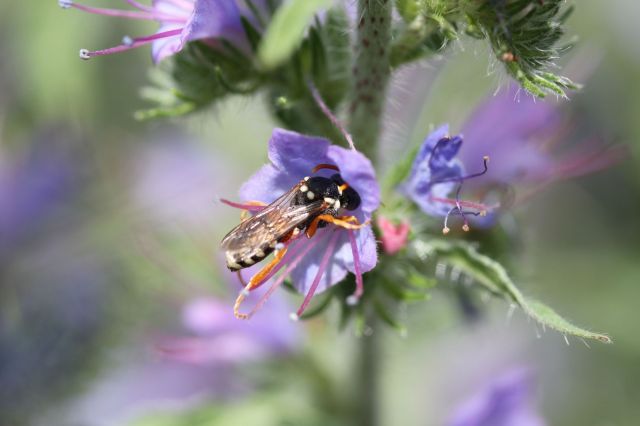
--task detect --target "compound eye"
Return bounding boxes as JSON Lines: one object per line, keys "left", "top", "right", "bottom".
{"left": 342, "top": 187, "right": 361, "bottom": 211}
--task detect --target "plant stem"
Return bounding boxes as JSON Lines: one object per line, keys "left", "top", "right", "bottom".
{"left": 348, "top": 0, "right": 393, "bottom": 162}
{"left": 356, "top": 318, "right": 379, "bottom": 426}
{"left": 348, "top": 2, "right": 392, "bottom": 426}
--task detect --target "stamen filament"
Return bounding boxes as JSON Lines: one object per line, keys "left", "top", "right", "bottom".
{"left": 296, "top": 230, "right": 341, "bottom": 317}
{"left": 246, "top": 231, "right": 330, "bottom": 318}
{"left": 346, "top": 230, "right": 364, "bottom": 305}
{"left": 309, "top": 81, "right": 357, "bottom": 151}
{"left": 430, "top": 196, "right": 492, "bottom": 211}
{"left": 162, "top": 0, "right": 194, "bottom": 10}
{"left": 60, "top": 0, "right": 187, "bottom": 22}
{"left": 123, "top": 0, "right": 153, "bottom": 12}
{"left": 220, "top": 198, "right": 267, "bottom": 212}
{"left": 430, "top": 155, "right": 490, "bottom": 186}
{"left": 80, "top": 28, "right": 182, "bottom": 59}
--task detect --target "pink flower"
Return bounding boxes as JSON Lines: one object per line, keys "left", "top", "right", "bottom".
{"left": 376, "top": 216, "right": 410, "bottom": 255}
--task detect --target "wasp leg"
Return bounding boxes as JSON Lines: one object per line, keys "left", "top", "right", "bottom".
{"left": 234, "top": 246, "right": 288, "bottom": 319}
{"left": 306, "top": 215, "right": 367, "bottom": 238}
{"left": 240, "top": 200, "right": 268, "bottom": 221}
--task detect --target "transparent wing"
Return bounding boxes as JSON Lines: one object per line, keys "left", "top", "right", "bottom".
{"left": 220, "top": 181, "right": 325, "bottom": 252}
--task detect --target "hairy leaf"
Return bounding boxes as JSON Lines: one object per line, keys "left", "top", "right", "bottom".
{"left": 412, "top": 239, "right": 612, "bottom": 343}
{"left": 258, "top": 0, "right": 330, "bottom": 70}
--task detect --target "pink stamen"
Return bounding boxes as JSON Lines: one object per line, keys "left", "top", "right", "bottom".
{"left": 309, "top": 82, "right": 357, "bottom": 151}
{"left": 246, "top": 231, "right": 331, "bottom": 318}
{"left": 247, "top": 235, "right": 305, "bottom": 292}
{"left": 295, "top": 230, "right": 341, "bottom": 318}
{"left": 80, "top": 28, "right": 182, "bottom": 59}
{"left": 430, "top": 196, "right": 493, "bottom": 211}
{"left": 220, "top": 198, "right": 267, "bottom": 212}
{"left": 162, "top": 0, "right": 194, "bottom": 11}
{"left": 62, "top": 1, "right": 187, "bottom": 22}
{"left": 346, "top": 230, "right": 364, "bottom": 304}
{"left": 123, "top": 0, "right": 153, "bottom": 12}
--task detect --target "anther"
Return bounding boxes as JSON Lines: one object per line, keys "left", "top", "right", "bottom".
{"left": 79, "top": 49, "right": 91, "bottom": 60}
{"left": 289, "top": 312, "right": 299, "bottom": 322}
{"left": 58, "top": 0, "right": 73, "bottom": 9}
{"left": 346, "top": 295, "right": 359, "bottom": 306}
{"left": 275, "top": 242, "right": 285, "bottom": 251}
{"left": 462, "top": 224, "right": 470, "bottom": 232}
{"left": 442, "top": 227, "right": 450, "bottom": 235}
{"left": 122, "top": 35, "right": 134, "bottom": 46}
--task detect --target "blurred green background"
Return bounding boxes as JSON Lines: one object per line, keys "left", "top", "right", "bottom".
{"left": 1, "top": 1, "right": 639, "bottom": 425}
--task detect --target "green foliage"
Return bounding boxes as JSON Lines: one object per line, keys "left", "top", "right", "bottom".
{"left": 462, "top": 0, "right": 578, "bottom": 97}
{"left": 412, "top": 238, "right": 612, "bottom": 343}
{"left": 136, "top": 40, "right": 260, "bottom": 119}
{"left": 258, "top": 0, "right": 331, "bottom": 70}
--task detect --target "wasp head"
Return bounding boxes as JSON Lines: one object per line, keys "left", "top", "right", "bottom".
{"left": 331, "top": 174, "right": 361, "bottom": 211}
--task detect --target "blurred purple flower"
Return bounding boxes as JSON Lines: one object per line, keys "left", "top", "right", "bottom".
{"left": 60, "top": 0, "right": 270, "bottom": 62}
{"left": 458, "top": 85, "right": 626, "bottom": 196}
{"left": 0, "top": 135, "right": 75, "bottom": 252}
{"left": 447, "top": 367, "right": 545, "bottom": 426}
{"left": 159, "top": 294, "right": 301, "bottom": 363}
{"left": 400, "top": 124, "right": 490, "bottom": 233}
{"left": 402, "top": 86, "right": 625, "bottom": 230}
{"left": 62, "top": 289, "right": 300, "bottom": 425}
{"left": 225, "top": 128, "right": 379, "bottom": 319}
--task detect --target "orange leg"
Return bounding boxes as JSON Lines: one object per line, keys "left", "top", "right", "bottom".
{"left": 306, "top": 215, "right": 369, "bottom": 238}
{"left": 234, "top": 246, "right": 288, "bottom": 319}
{"left": 240, "top": 200, "right": 267, "bottom": 221}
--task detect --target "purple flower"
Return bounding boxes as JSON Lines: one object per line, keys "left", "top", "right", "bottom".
{"left": 60, "top": 287, "right": 300, "bottom": 425}
{"left": 402, "top": 86, "right": 625, "bottom": 231}
{"left": 0, "top": 135, "right": 75, "bottom": 252}
{"left": 159, "top": 293, "right": 300, "bottom": 363}
{"left": 400, "top": 124, "right": 490, "bottom": 233}
{"left": 59, "top": 0, "right": 267, "bottom": 62}
{"left": 223, "top": 128, "right": 379, "bottom": 319}
{"left": 458, "top": 85, "right": 626, "bottom": 192}
{"left": 447, "top": 367, "right": 546, "bottom": 426}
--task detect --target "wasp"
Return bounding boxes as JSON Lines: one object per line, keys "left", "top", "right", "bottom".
{"left": 221, "top": 164, "right": 368, "bottom": 319}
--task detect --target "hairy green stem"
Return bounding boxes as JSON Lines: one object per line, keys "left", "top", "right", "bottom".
{"left": 348, "top": 2, "right": 392, "bottom": 426}
{"left": 348, "top": 0, "right": 392, "bottom": 162}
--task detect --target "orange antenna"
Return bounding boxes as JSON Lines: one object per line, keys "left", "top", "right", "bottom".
{"left": 312, "top": 163, "right": 340, "bottom": 173}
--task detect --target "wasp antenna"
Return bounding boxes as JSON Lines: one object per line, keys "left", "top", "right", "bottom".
{"left": 311, "top": 163, "right": 340, "bottom": 173}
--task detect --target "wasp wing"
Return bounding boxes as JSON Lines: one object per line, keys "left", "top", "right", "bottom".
{"left": 221, "top": 182, "right": 326, "bottom": 270}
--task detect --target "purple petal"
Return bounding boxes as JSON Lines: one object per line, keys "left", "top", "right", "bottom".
{"left": 151, "top": 23, "right": 184, "bottom": 63}
{"left": 401, "top": 125, "right": 466, "bottom": 217}
{"left": 448, "top": 367, "right": 546, "bottom": 426}
{"left": 458, "top": 87, "right": 561, "bottom": 183}
{"left": 238, "top": 164, "right": 298, "bottom": 204}
{"left": 289, "top": 229, "right": 349, "bottom": 295}
{"left": 182, "top": 0, "right": 244, "bottom": 45}
{"left": 339, "top": 226, "right": 378, "bottom": 274}
{"left": 327, "top": 145, "right": 380, "bottom": 216}
{"left": 267, "top": 128, "right": 333, "bottom": 177}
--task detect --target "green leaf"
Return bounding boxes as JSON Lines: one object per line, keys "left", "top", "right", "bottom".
{"left": 258, "top": 0, "right": 330, "bottom": 70}
{"left": 412, "top": 239, "right": 612, "bottom": 343}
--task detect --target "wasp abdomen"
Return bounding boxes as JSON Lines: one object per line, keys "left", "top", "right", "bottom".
{"left": 225, "top": 242, "right": 276, "bottom": 271}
